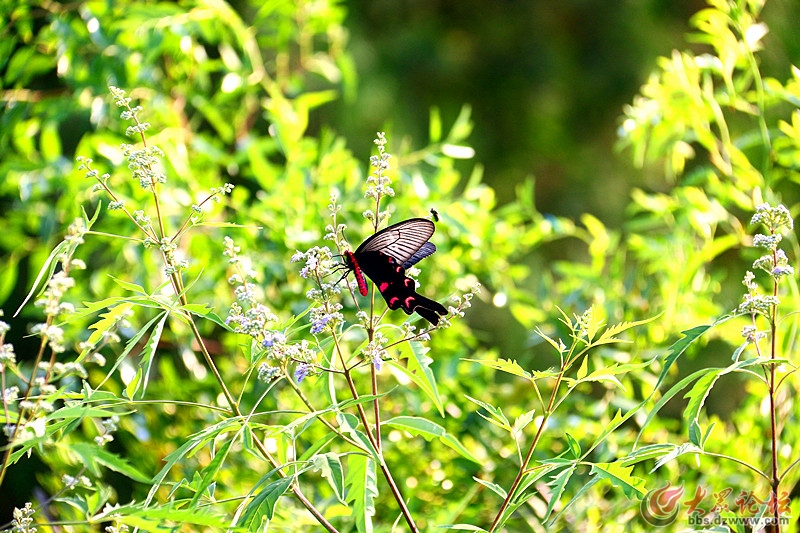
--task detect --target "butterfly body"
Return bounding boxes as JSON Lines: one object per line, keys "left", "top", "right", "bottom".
{"left": 344, "top": 218, "right": 447, "bottom": 325}
{"left": 343, "top": 250, "right": 369, "bottom": 296}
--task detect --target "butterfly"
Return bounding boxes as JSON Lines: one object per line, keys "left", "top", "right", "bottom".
{"left": 343, "top": 218, "right": 447, "bottom": 325}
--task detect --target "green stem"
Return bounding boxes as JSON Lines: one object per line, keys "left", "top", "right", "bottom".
{"left": 489, "top": 370, "right": 565, "bottom": 532}
{"left": 332, "top": 331, "right": 419, "bottom": 532}
{"left": 769, "top": 262, "right": 780, "bottom": 531}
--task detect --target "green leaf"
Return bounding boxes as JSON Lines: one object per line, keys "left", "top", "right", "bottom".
{"left": 589, "top": 461, "right": 647, "bottom": 497}
{"left": 429, "top": 106, "right": 442, "bottom": 142}
{"left": 573, "top": 361, "right": 653, "bottom": 390}
{"left": 576, "top": 355, "right": 588, "bottom": 380}
{"left": 345, "top": 454, "right": 377, "bottom": 533}
{"left": 384, "top": 416, "right": 481, "bottom": 464}
{"left": 594, "top": 313, "right": 661, "bottom": 346}
{"left": 241, "top": 475, "right": 293, "bottom": 525}
{"left": 463, "top": 358, "right": 533, "bottom": 381}
{"left": 619, "top": 444, "right": 677, "bottom": 466}
{"left": 543, "top": 465, "right": 577, "bottom": 520}
{"left": 472, "top": 476, "right": 506, "bottom": 498}
{"left": 312, "top": 452, "right": 346, "bottom": 503}
{"left": 584, "top": 304, "right": 605, "bottom": 342}
{"left": 79, "top": 302, "right": 135, "bottom": 361}
{"left": 297, "top": 431, "right": 338, "bottom": 462}
{"left": 92, "top": 500, "right": 228, "bottom": 529}
{"left": 535, "top": 327, "right": 567, "bottom": 357}
{"left": 653, "top": 443, "right": 703, "bottom": 471}
{"left": 688, "top": 418, "right": 703, "bottom": 447}
{"left": 465, "top": 395, "right": 512, "bottom": 432}
{"left": 130, "top": 312, "right": 168, "bottom": 399}
{"left": 512, "top": 409, "right": 536, "bottom": 436}
{"left": 657, "top": 316, "right": 733, "bottom": 391}
{"left": 14, "top": 239, "right": 70, "bottom": 316}
{"left": 389, "top": 340, "right": 444, "bottom": 416}
{"left": 190, "top": 438, "right": 234, "bottom": 506}
{"left": 546, "top": 476, "right": 601, "bottom": 527}
{"left": 565, "top": 433, "right": 581, "bottom": 458}
{"left": 67, "top": 442, "right": 150, "bottom": 483}
{"left": 148, "top": 419, "right": 243, "bottom": 505}
{"left": 107, "top": 275, "right": 148, "bottom": 295}
{"left": 86, "top": 311, "right": 164, "bottom": 397}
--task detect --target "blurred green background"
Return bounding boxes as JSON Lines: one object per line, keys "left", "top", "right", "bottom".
{"left": 327, "top": 0, "right": 799, "bottom": 219}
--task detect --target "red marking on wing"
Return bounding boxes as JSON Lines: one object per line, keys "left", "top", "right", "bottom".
{"left": 352, "top": 250, "right": 448, "bottom": 325}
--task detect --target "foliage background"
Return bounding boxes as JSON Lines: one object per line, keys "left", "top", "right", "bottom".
{"left": 1, "top": 0, "right": 800, "bottom": 531}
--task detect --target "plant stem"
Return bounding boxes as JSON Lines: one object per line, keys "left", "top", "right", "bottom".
{"left": 332, "top": 332, "right": 419, "bottom": 532}
{"left": 488, "top": 371, "right": 565, "bottom": 532}
{"left": 769, "top": 272, "right": 780, "bottom": 532}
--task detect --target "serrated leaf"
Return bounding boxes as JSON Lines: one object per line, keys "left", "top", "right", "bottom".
{"left": 345, "top": 454, "right": 377, "bottom": 533}
{"left": 472, "top": 476, "right": 506, "bottom": 498}
{"left": 512, "top": 409, "right": 535, "bottom": 436}
{"left": 80, "top": 303, "right": 135, "bottom": 359}
{"left": 465, "top": 395, "right": 512, "bottom": 432}
{"left": 595, "top": 314, "right": 661, "bottom": 345}
{"left": 313, "top": 452, "right": 345, "bottom": 503}
{"left": 585, "top": 304, "right": 605, "bottom": 342}
{"left": 543, "top": 465, "right": 577, "bottom": 520}
{"left": 684, "top": 368, "right": 720, "bottom": 420}
{"left": 239, "top": 476, "right": 293, "bottom": 526}
{"left": 590, "top": 462, "right": 647, "bottom": 497}
{"left": 390, "top": 341, "right": 443, "bottom": 416}
{"left": 463, "top": 358, "right": 533, "bottom": 381}
{"left": 190, "top": 439, "right": 234, "bottom": 506}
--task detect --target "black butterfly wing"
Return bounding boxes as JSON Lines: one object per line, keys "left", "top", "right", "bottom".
{"left": 357, "top": 251, "right": 447, "bottom": 325}
{"left": 355, "top": 218, "right": 436, "bottom": 267}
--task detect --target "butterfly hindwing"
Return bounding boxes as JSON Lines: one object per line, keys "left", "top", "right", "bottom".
{"left": 357, "top": 251, "right": 447, "bottom": 325}
{"left": 402, "top": 241, "right": 436, "bottom": 269}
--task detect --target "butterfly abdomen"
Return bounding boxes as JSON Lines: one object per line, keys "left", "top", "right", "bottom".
{"left": 344, "top": 250, "right": 369, "bottom": 296}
